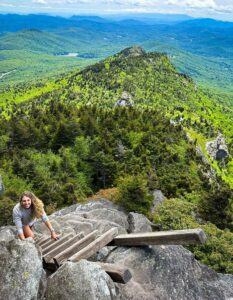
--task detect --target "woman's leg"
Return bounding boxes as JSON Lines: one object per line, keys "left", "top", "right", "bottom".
{"left": 23, "top": 225, "right": 35, "bottom": 239}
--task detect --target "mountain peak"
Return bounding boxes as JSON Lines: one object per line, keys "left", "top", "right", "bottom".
{"left": 118, "top": 46, "right": 146, "bottom": 58}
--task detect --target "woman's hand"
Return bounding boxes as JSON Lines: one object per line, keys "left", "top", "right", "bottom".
{"left": 51, "top": 231, "right": 59, "bottom": 240}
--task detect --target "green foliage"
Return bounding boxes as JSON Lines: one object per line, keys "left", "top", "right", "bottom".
{"left": 153, "top": 198, "right": 233, "bottom": 274}
{"left": 197, "top": 183, "right": 233, "bottom": 229}
{"left": 0, "top": 196, "right": 16, "bottom": 226}
{"left": 0, "top": 102, "right": 216, "bottom": 216}
{"left": 116, "top": 174, "right": 153, "bottom": 215}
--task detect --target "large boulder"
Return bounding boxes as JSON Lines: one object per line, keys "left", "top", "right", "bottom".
{"left": 206, "top": 133, "right": 228, "bottom": 160}
{"left": 106, "top": 245, "right": 233, "bottom": 300}
{"left": 0, "top": 238, "right": 44, "bottom": 300}
{"left": 127, "top": 212, "right": 152, "bottom": 233}
{"left": 0, "top": 226, "right": 16, "bottom": 243}
{"left": 46, "top": 260, "right": 117, "bottom": 300}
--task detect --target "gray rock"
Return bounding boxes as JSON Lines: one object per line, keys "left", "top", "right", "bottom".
{"left": 106, "top": 245, "right": 233, "bottom": 300}
{"left": 119, "top": 46, "right": 146, "bottom": 58}
{"left": 206, "top": 133, "right": 228, "bottom": 160}
{"left": 115, "top": 92, "right": 134, "bottom": 107}
{"left": 0, "top": 175, "right": 4, "bottom": 196}
{"left": 151, "top": 190, "right": 166, "bottom": 213}
{"left": 52, "top": 204, "right": 79, "bottom": 216}
{"left": 85, "top": 208, "right": 128, "bottom": 230}
{"left": 127, "top": 212, "right": 152, "bottom": 233}
{"left": 93, "top": 219, "right": 127, "bottom": 235}
{"left": 74, "top": 198, "right": 124, "bottom": 213}
{"left": 46, "top": 260, "right": 117, "bottom": 300}
{"left": 33, "top": 219, "right": 61, "bottom": 235}
{"left": 73, "top": 221, "right": 94, "bottom": 235}
{"left": 0, "top": 226, "right": 16, "bottom": 242}
{"left": 0, "top": 238, "right": 44, "bottom": 300}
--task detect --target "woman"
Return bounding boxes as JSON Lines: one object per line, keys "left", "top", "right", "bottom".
{"left": 13, "top": 191, "right": 59, "bottom": 240}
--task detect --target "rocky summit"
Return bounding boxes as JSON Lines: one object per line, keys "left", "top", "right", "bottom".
{"left": 0, "top": 199, "right": 233, "bottom": 300}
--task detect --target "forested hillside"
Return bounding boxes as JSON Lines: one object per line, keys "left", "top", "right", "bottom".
{"left": 1, "top": 14, "right": 233, "bottom": 95}
{"left": 0, "top": 46, "right": 232, "bottom": 273}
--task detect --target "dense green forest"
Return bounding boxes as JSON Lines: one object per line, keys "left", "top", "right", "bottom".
{"left": 0, "top": 46, "right": 232, "bottom": 274}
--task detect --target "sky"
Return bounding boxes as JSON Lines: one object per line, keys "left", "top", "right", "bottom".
{"left": 0, "top": 0, "right": 233, "bottom": 21}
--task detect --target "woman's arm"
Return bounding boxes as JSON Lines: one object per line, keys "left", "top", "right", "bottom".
{"left": 13, "top": 206, "right": 25, "bottom": 240}
{"left": 41, "top": 211, "right": 59, "bottom": 240}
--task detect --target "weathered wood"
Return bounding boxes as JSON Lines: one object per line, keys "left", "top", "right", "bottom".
{"left": 68, "top": 227, "right": 118, "bottom": 262}
{"left": 43, "top": 232, "right": 84, "bottom": 263}
{"left": 95, "top": 262, "right": 132, "bottom": 284}
{"left": 108, "top": 229, "right": 207, "bottom": 246}
{"left": 53, "top": 230, "right": 99, "bottom": 266}
{"left": 36, "top": 236, "right": 51, "bottom": 246}
{"left": 40, "top": 235, "right": 62, "bottom": 250}
{"left": 43, "top": 232, "right": 76, "bottom": 256}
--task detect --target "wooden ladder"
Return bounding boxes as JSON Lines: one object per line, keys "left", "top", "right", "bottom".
{"left": 35, "top": 228, "right": 206, "bottom": 284}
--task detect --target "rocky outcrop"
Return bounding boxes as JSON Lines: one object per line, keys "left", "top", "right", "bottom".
{"left": 106, "top": 246, "right": 233, "bottom": 300}
{"left": 127, "top": 212, "right": 152, "bottom": 233}
{"left": 206, "top": 133, "right": 228, "bottom": 160}
{"left": 0, "top": 175, "right": 4, "bottom": 196}
{"left": 0, "top": 199, "right": 233, "bottom": 300}
{"left": 0, "top": 237, "right": 44, "bottom": 300}
{"left": 151, "top": 189, "right": 166, "bottom": 213}
{"left": 119, "top": 46, "right": 146, "bottom": 58}
{"left": 46, "top": 260, "right": 117, "bottom": 300}
{"left": 114, "top": 92, "right": 134, "bottom": 107}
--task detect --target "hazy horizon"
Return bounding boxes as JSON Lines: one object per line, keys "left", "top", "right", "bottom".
{"left": 1, "top": 0, "right": 233, "bottom": 22}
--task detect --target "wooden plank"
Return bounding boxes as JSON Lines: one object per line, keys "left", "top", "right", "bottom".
{"left": 42, "top": 232, "right": 76, "bottom": 256}
{"left": 68, "top": 227, "right": 118, "bottom": 262}
{"left": 108, "top": 229, "right": 207, "bottom": 246}
{"left": 95, "top": 262, "right": 132, "bottom": 284}
{"left": 53, "top": 230, "right": 99, "bottom": 266}
{"left": 40, "top": 235, "right": 62, "bottom": 250}
{"left": 36, "top": 236, "right": 51, "bottom": 246}
{"left": 43, "top": 232, "right": 84, "bottom": 263}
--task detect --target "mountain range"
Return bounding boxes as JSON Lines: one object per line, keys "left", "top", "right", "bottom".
{"left": 0, "top": 13, "right": 233, "bottom": 95}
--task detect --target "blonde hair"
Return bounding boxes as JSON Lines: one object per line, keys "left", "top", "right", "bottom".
{"left": 20, "top": 191, "right": 44, "bottom": 219}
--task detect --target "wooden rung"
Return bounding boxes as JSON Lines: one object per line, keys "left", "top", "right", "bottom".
{"left": 40, "top": 235, "right": 62, "bottom": 250}
{"left": 43, "top": 232, "right": 84, "bottom": 263}
{"left": 53, "top": 230, "right": 99, "bottom": 266}
{"left": 68, "top": 227, "right": 118, "bottom": 262}
{"left": 95, "top": 262, "right": 132, "bottom": 284}
{"left": 36, "top": 236, "right": 51, "bottom": 246}
{"left": 108, "top": 229, "right": 207, "bottom": 246}
{"left": 42, "top": 232, "right": 76, "bottom": 256}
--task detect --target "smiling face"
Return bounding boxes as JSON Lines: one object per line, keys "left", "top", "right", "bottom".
{"left": 21, "top": 195, "right": 32, "bottom": 209}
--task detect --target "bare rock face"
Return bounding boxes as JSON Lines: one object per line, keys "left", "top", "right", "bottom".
{"left": 127, "top": 212, "right": 152, "bottom": 233}
{"left": 46, "top": 260, "right": 117, "bottom": 300}
{"left": 0, "top": 226, "right": 16, "bottom": 243}
{"left": 0, "top": 238, "right": 44, "bottom": 300}
{"left": 106, "top": 246, "right": 233, "bottom": 300}
{"left": 206, "top": 133, "right": 228, "bottom": 160}
{"left": 1, "top": 199, "right": 233, "bottom": 300}
{"left": 119, "top": 46, "right": 146, "bottom": 58}
{"left": 115, "top": 92, "right": 134, "bottom": 107}
{"left": 151, "top": 190, "right": 166, "bottom": 213}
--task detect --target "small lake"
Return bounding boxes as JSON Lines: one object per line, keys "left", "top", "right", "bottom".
{"left": 58, "top": 53, "right": 79, "bottom": 57}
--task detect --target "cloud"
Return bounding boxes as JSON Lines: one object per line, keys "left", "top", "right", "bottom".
{"left": 32, "top": 0, "right": 158, "bottom": 6}
{"left": 166, "top": 0, "right": 233, "bottom": 13}
{"left": 0, "top": 3, "right": 14, "bottom": 7}
{"left": 167, "top": 0, "right": 217, "bottom": 9}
